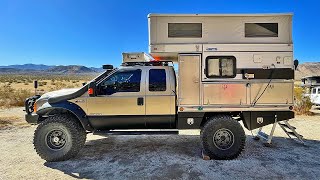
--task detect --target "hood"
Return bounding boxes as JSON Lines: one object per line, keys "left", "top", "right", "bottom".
{"left": 39, "top": 88, "right": 80, "bottom": 100}
{"left": 36, "top": 88, "right": 80, "bottom": 107}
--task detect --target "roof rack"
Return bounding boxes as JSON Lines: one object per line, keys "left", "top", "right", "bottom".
{"left": 121, "top": 61, "right": 173, "bottom": 67}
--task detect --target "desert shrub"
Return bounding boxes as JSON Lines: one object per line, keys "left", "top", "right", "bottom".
{"left": 294, "top": 87, "right": 313, "bottom": 115}
{"left": 49, "top": 81, "right": 67, "bottom": 91}
{"left": 0, "top": 85, "right": 33, "bottom": 108}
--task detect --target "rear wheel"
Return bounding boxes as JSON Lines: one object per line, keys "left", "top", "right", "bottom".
{"left": 201, "top": 114, "right": 246, "bottom": 160}
{"left": 33, "top": 114, "right": 86, "bottom": 162}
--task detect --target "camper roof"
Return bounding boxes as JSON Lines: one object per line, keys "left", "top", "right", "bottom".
{"left": 148, "top": 13, "right": 293, "bottom": 17}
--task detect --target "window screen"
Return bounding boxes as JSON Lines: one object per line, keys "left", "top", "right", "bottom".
{"left": 245, "top": 23, "right": 278, "bottom": 37}
{"left": 206, "top": 56, "right": 236, "bottom": 78}
{"left": 149, "top": 69, "right": 166, "bottom": 91}
{"left": 168, "top": 23, "right": 202, "bottom": 38}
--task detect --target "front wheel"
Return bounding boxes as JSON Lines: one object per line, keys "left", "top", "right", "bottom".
{"left": 201, "top": 115, "right": 246, "bottom": 160}
{"left": 33, "top": 114, "right": 87, "bottom": 162}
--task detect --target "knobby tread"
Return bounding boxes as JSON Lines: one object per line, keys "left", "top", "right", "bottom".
{"left": 200, "top": 114, "right": 246, "bottom": 160}
{"left": 33, "top": 114, "right": 87, "bottom": 162}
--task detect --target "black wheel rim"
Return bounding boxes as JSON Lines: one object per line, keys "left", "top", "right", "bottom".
{"left": 45, "top": 129, "right": 67, "bottom": 150}
{"left": 213, "top": 128, "right": 234, "bottom": 150}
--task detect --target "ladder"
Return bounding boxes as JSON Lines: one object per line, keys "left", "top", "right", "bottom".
{"left": 254, "top": 120, "right": 305, "bottom": 146}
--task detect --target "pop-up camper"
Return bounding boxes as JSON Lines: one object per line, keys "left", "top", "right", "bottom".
{"left": 148, "top": 13, "right": 295, "bottom": 128}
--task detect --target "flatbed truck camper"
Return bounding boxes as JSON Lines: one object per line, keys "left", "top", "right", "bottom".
{"left": 25, "top": 13, "right": 301, "bottom": 162}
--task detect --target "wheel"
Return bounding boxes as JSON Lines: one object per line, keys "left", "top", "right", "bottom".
{"left": 201, "top": 114, "right": 246, "bottom": 160}
{"left": 33, "top": 114, "right": 87, "bottom": 162}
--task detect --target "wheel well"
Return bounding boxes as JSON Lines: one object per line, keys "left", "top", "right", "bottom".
{"left": 200, "top": 112, "right": 242, "bottom": 129}
{"left": 38, "top": 108, "right": 86, "bottom": 130}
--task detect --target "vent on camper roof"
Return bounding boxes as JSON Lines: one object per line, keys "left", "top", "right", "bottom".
{"left": 168, "top": 23, "right": 202, "bottom": 38}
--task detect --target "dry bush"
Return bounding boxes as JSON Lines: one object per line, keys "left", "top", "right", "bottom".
{"left": 294, "top": 87, "right": 313, "bottom": 115}
{"left": 0, "top": 85, "right": 33, "bottom": 108}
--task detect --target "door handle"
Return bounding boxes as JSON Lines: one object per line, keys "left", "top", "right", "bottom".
{"left": 137, "top": 97, "right": 144, "bottom": 106}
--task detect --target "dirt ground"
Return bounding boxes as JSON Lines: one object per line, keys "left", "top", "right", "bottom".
{"left": 0, "top": 107, "right": 320, "bottom": 180}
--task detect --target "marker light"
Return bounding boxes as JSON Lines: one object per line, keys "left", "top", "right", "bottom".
{"left": 33, "top": 102, "right": 37, "bottom": 113}
{"left": 88, "top": 88, "right": 94, "bottom": 95}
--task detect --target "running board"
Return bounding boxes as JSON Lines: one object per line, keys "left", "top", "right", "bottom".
{"left": 93, "top": 130, "right": 179, "bottom": 136}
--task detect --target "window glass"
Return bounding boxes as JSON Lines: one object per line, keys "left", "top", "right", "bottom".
{"left": 245, "top": 23, "right": 278, "bottom": 37}
{"left": 168, "top": 23, "right": 202, "bottom": 38}
{"left": 318, "top": 89, "right": 320, "bottom": 94}
{"left": 206, "top": 56, "right": 236, "bottom": 78}
{"left": 149, "top": 69, "right": 166, "bottom": 91}
{"left": 221, "top": 58, "right": 234, "bottom": 76}
{"left": 99, "top": 69, "right": 141, "bottom": 95}
{"left": 313, "top": 88, "right": 317, "bottom": 94}
{"left": 207, "top": 58, "right": 220, "bottom": 77}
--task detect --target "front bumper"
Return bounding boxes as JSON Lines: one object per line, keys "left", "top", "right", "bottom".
{"left": 25, "top": 114, "right": 39, "bottom": 124}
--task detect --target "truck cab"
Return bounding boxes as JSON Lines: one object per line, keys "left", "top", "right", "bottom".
{"left": 82, "top": 63, "right": 176, "bottom": 130}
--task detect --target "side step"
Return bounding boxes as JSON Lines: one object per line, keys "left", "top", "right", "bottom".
{"left": 93, "top": 130, "right": 179, "bottom": 136}
{"left": 278, "top": 120, "right": 304, "bottom": 144}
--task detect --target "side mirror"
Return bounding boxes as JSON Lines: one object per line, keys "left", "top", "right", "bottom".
{"left": 88, "top": 81, "right": 96, "bottom": 97}
{"left": 102, "top": 64, "right": 113, "bottom": 70}
{"left": 294, "top": 59, "right": 299, "bottom": 70}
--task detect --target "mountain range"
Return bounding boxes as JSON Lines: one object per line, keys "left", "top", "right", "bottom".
{"left": 0, "top": 64, "right": 103, "bottom": 74}
{"left": 0, "top": 62, "right": 319, "bottom": 79}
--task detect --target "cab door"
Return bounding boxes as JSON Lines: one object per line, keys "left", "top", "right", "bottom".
{"left": 145, "top": 67, "right": 175, "bottom": 128}
{"left": 86, "top": 68, "right": 146, "bottom": 130}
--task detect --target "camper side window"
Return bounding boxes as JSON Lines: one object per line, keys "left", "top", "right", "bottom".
{"left": 206, "top": 56, "right": 236, "bottom": 78}
{"left": 245, "top": 23, "right": 278, "bottom": 37}
{"left": 168, "top": 23, "right": 202, "bottom": 38}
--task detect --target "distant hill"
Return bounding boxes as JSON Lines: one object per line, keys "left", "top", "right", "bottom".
{"left": 0, "top": 64, "right": 52, "bottom": 70}
{"left": 48, "top": 65, "right": 96, "bottom": 74}
{"left": 0, "top": 64, "right": 103, "bottom": 74}
{"left": 295, "top": 62, "right": 320, "bottom": 80}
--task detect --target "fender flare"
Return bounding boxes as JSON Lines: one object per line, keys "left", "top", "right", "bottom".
{"left": 37, "top": 101, "right": 93, "bottom": 131}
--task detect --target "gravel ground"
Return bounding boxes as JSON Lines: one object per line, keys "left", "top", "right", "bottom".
{"left": 0, "top": 107, "right": 320, "bottom": 180}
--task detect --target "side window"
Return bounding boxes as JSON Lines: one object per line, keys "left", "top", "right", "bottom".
{"left": 149, "top": 69, "right": 166, "bottom": 91}
{"left": 99, "top": 69, "right": 141, "bottom": 95}
{"left": 312, "top": 88, "right": 317, "bottom": 94}
{"left": 205, "top": 56, "right": 236, "bottom": 78}
{"left": 168, "top": 23, "right": 202, "bottom": 38}
{"left": 245, "top": 23, "right": 278, "bottom": 37}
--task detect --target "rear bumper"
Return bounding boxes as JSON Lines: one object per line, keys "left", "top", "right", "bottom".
{"left": 25, "top": 114, "right": 39, "bottom": 124}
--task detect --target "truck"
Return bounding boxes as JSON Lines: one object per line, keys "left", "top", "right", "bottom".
{"left": 301, "top": 76, "right": 320, "bottom": 106}
{"left": 25, "top": 13, "right": 298, "bottom": 162}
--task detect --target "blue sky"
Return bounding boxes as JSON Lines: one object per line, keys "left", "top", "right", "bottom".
{"left": 0, "top": 0, "right": 319, "bottom": 67}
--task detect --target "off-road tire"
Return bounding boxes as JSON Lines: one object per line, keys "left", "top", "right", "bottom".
{"left": 201, "top": 114, "right": 246, "bottom": 160}
{"left": 33, "top": 114, "right": 87, "bottom": 162}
